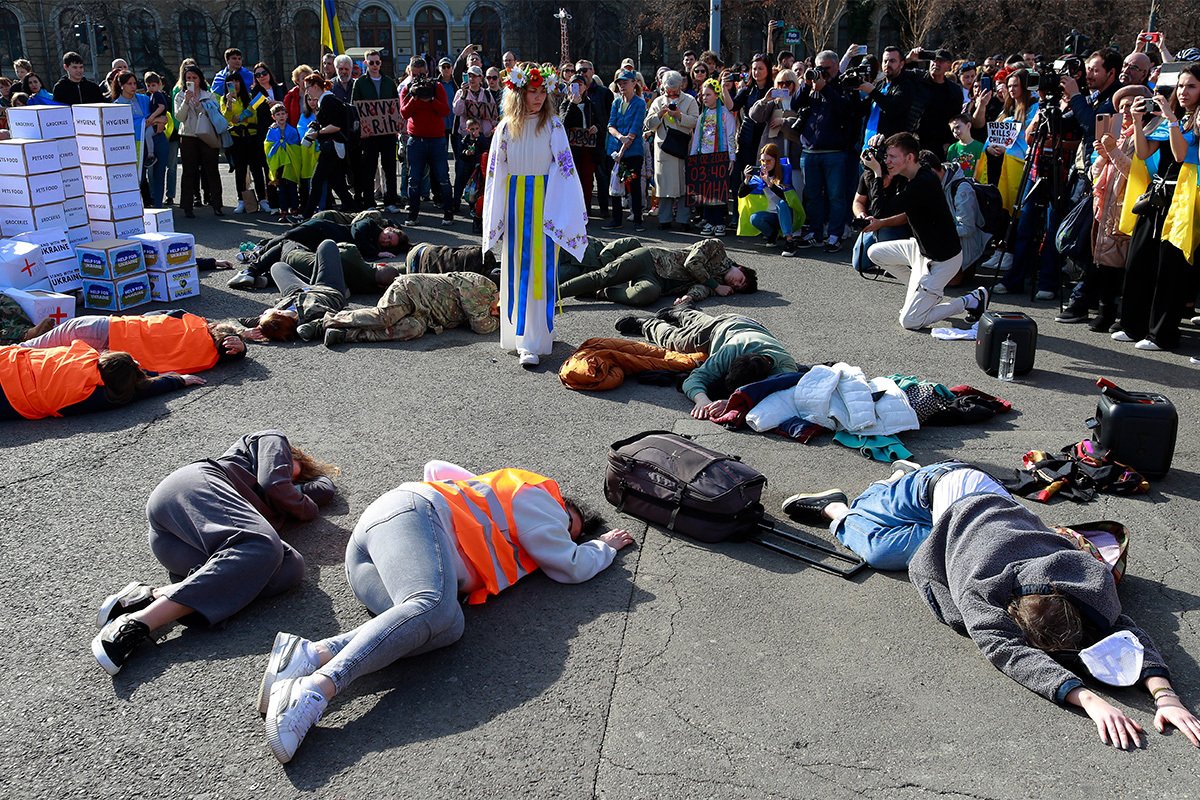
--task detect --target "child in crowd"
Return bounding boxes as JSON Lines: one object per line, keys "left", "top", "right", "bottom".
{"left": 947, "top": 113, "right": 987, "bottom": 183}
{"left": 295, "top": 91, "right": 321, "bottom": 212}
{"left": 689, "top": 79, "right": 737, "bottom": 237}
{"left": 458, "top": 117, "right": 485, "bottom": 234}
{"left": 265, "top": 102, "right": 302, "bottom": 222}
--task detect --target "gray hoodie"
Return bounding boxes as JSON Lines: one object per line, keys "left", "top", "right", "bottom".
{"left": 940, "top": 163, "right": 992, "bottom": 269}
{"left": 908, "top": 493, "right": 1168, "bottom": 704}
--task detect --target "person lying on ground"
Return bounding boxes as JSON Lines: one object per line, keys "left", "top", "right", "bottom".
{"left": 615, "top": 301, "right": 796, "bottom": 419}
{"left": 307, "top": 272, "right": 499, "bottom": 348}
{"left": 91, "top": 430, "right": 337, "bottom": 676}
{"left": 20, "top": 310, "right": 247, "bottom": 374}
{"left": 404, "top": 242, "right": 498, "bottom": 279}
{"left": 782, "top": 459, "right": 1200, "bottom": 750}
{"left": 558, "top": 236, "right": 756, "bottom": 307}
{"left": 0, "top": 296, "right": 54, "bottom": 345}
{"left": 237, "top": 240, "right": 352, "bottom": 342}
{"left": 228, "top": 209, "right": 407, "bottom": 289}
{"left": 275, "top": 239, "right": 400, "bottom": 294}
{"left": 0, "top": 343, "right": 204, "bottom": 421}
{"left": 259, "top": 459, "right": 634, "bottom": 763}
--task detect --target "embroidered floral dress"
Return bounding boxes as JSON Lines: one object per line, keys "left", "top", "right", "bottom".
{"left": 482, "top": 114, "right": 587, "bottom": 357}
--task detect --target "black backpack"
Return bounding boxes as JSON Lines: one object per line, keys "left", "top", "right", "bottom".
{"left": 951, "top": 176, "right": 1010, "bottom": 240}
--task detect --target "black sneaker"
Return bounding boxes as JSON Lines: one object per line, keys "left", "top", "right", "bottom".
{"left": 823, "top": 238, "right": 843, "bottom": 254}
{"left": 614, "top": 314, "right": 652, "bottom": 335}
{"left": 633, "top": 220, "right": 647, "bottom": 232}
{"left": 295, "top": 321, "right": 323, "bottom": 342}
{"left": 92, "top": 615, "right": 151, "bottom": 676}
{"left": 96, "top": 582, "right": 155, "bottom": 627}
{"left": 600, "top": 220, "right": 623, "bottom": 230}
{"left": 1088, "top": 312, "right": 1116, "bottom": 333}
{"left": 1055, "top": 305, "right": 1090, "bottom": 324}
{"left": 964, "top": 286, "right": 990, "bottom": 324}
{"left": 323, "top": 328, "right": 347, "bottom": 348}
{"left": 781, "top": 490, "right": 848, "bottom": 525}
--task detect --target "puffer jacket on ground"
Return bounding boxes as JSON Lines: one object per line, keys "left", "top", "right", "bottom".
{"left": 559, "top": 337, "right": 705, "bottom": 391}
{"left": 746, "top": 362, "right": 918, "bottom": 436}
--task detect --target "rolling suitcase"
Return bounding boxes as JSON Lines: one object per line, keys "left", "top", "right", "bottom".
{"left": 604, "top": 431, "right": 865, "bottom": 578}
{"left": 976, "top": 311, "right": 1037, "bottom": 376}
{"left": 1087, "top": 379, "right": 1177, "bottom": 479}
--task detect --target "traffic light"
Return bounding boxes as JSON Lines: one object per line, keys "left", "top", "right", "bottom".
{"left": 95, "top": 25, "right": 108, "bottom": 54}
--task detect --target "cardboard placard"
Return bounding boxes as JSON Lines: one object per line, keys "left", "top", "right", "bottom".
{"left": 0, "top": 138, "right": 62, "bottom": 175}
{"left": 147, "top": 264, "right": 200, "bottom": 302}
{"left": 6, "top": 106, "right": 76, "bottom": 140}
{"left": 0, "top": 239, "right": 47, "bottom": 289}
{"left": 0, "top": 203, "right": 67, "bottom": 235}
{"left": 71, "top": 103, "right": 135, "bottom": 138}
{"left": 987, "top": 121, "right": 1021, "bottom": 150}
{"left": 89, "top": 217, "right": 145, "bottom": 240}
{"left": 82, "top": 274, "right": 151, "bottom": 311}
{"left": 354, "top": 98, "right": 404, "bottom": 138}
{"left": 62, "top": 196, "right": 88, "bottom": 228}
{"left": 57, "top": 138, "right": 80, "bottom": 170}
{"left": 80, "top": 162, "right": 142, "bottom": 195}
{"left": 132, "top": 232, "right": 195, "bottom": 270}
{"left": 77, "top": 135, "right": 138, "bottom": 166}
{"left": 1, "top": 285, "right": 76, "bottom": 324}
{"left": 75, "top": 238, "right": 145, "bottom": 280}
{"left": 85, "top": 190, "right": 144, "bottom": 222}
{"left": 143, "top": 208, "right": 174, "bottom": 233}
{"left": 687, "top": 151, "right": 732, "bottom": 205}
{"left": 0, "top": 172, "right": 66, "bottom": 207}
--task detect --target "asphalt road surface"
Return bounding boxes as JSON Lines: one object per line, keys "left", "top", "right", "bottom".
{"left": 3, "top": 169, "right": 1199, "bottom": 799}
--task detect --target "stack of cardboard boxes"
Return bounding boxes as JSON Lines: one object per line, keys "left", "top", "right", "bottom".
{"left": 77, "top": 238, "right": 150, "bottom": 312}
{"left": 73, "top": 104, "right": 146, "bottom": 241}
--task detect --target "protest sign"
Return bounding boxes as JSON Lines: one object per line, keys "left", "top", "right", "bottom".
{"left": 987, "top": 121, "right": 1021, "bottom": 150}
{"left": 687, "top": 151, "right": 731, "bottom": 205}
{"left": 354, "top": 98, "right": 404, "bottom": 138}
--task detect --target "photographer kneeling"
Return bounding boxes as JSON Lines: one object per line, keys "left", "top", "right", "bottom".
{"left": 861, "top": 133, "right": 989, "bottom": 330}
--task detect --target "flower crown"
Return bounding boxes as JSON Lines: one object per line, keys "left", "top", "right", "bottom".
{"left": 505, "top": 64, "right": 559, "bottom": 92}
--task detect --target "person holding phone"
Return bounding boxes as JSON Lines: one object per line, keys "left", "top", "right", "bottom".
{"left": 561, "top": 73, "right": 599, "bottom": 211}
{"left": 173, "top": 64, "right": 225, "bottom": 218}
{"left": 645, "top": 70, "right": 699, "bottom": 230}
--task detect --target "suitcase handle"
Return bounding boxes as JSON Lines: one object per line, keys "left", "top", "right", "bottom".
{"left": 754, "top": 516, "right": 867, "bottom": 579}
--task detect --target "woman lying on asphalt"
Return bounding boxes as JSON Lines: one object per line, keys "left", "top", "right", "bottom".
{"left": 783, "top": 460, "right": 1200, "bottom": 750}
{"left": 91, "top": 431, "right": 338, "bottom": 676}
{"left": 258, "top": 460, "right": 635, "bottom": 763}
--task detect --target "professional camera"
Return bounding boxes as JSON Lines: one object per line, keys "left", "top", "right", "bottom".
{"left": 848, "top": 216, "right": 871, "bottom": 232}
{"left": 861, "top": 141, "right": 887, "bottom": 168}
{"left": 1032, "top": 55, "right": 1082, "bottom": 104}
{"left": 409, "top": 75, "right": 437, "bottom": 100}
{"left": 838, "top": 61, "right": 875, "bottom": 88}
{"left": 804, "top": 66, "right": 828, "bottom": 83}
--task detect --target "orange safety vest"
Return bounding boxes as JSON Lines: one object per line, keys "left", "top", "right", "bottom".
{"left": 0, "top": 341, "right": 103, "bottom": 420}
{"left": 424, "top": 468, "right": 566, "bottom": 605}
{"left": 108, "top": 313, "right": 219, "bottom": 375}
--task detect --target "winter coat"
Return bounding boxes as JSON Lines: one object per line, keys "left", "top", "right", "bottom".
{"left": 559, "top": 337, "right": 705, "bottom": 391}
{"left": 746, "top": 362, "right": 919, "bottom": 436}
{"left": 645, "top": 93, "right": 699, "bottom": 198}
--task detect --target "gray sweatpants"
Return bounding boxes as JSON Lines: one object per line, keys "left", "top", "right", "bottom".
{"left": 146, "top": 461, "right": 305, "bottom": 624}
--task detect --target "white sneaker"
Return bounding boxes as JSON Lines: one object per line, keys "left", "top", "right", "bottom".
{"left": 991, "top": 283, "right": 1010, "bottom": 295}
{"left": 1134, "top": 338, "right": 1162, "bottom": 351}
{"left": 1190, "top": 357, "right": 1200, "bottom": 365}
{"left": 1034, "top": 290, "right": 1055, "bottom": 301}
{"left": 234, "top": 201, "right": 246, "bottom": 214}
{"left": 259, "top": 201, "right": 276, "bottom": 214}
{"left": 518, "top": 350, "right": 540, "bottom": 368}
{"left": 892, "top": 459, "right": 922, "bottom": 474}
{"left": 258, "top": 632, "right": 322, "bottom": 715}
{"left": 265, "top": 678, "right": 328, "bottom": 764}
{"left": 1111, "top": 330, "right": 1134, "bottom": 342}
{"left": 700, "top": 223, "right": 714, "bottom": 236}
{"left": 1191, "top": 315, "right": 1200, "bottom": 327}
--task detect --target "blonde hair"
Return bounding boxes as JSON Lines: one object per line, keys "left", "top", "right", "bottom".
{"left": 774, "top": 68, "right": 798, "bottom": 88}
{"left": 501, "top": 62, "right": 557, "bottom": 138}
{"left": 291, "top": 64, "right": 314, "bottom": 87}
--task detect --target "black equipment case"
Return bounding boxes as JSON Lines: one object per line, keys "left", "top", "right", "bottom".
{"left": 1087, "top": 380, "right": 1177, "bottom": 479}
{"left": 604, "top": 431, "right": 864, "bottom": 577}
{"left": 976, "top": 311, "right": 1037, "bottom": 376}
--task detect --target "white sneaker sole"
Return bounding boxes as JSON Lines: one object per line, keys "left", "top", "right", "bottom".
{"left": 91, "top": 630, "right": 122, "bottom": 676}
{"left": 258, "top": 632, "right": 303, "bottom": 715}
{"left": 96, "top": 581, "right": 143, "bottom": 628}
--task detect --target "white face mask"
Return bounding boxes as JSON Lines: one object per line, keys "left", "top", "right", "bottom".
{"left": 1079, "top": 630, "right": 1144, "bottom": 687}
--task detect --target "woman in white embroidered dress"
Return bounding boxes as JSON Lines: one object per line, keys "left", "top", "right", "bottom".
{"left": 482, "top": 62, "right": 588, "bottom": 368}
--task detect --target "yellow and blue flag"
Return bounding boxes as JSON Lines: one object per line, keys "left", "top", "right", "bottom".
{"left": 320, "top": 0, "right": 345, "bottom": 54}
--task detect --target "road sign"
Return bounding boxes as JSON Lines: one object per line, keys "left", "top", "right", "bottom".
{"left": 784, "top": 28, "right": 802, "bottom": 44}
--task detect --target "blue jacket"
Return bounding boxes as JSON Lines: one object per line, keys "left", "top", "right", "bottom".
{"left": 211, "top": 66, "right": 254, "bottom": 98}
{"left": 607, "top": 94, "right": 646, "bottom": 158}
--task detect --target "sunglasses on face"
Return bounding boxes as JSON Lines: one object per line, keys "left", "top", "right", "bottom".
{"left": 366, "top": 61, "right": 381, "bottom": 66}
{"left": 254, "top": 71, "right": 268, "bottom": 77}
{"left": 487, "top": 75, "right": 499, "bottom": 80}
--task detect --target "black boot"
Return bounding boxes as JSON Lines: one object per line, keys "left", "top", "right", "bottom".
{"left": 1089, "top": 305, "right": 1116, "bottom": 332}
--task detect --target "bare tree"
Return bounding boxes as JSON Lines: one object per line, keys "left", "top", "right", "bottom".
{"left": 889, "top": 0, "right": 954, "bottom": 48}
{"left": 792, "top": 0, "right": 847, "bottom": 54}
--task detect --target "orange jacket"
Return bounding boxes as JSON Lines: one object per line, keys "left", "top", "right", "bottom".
{"left": 0, "top": 341, "right": 103, "bottom": 419}
{"left": 424, "top": 468, "right": 565, "bottom": 605}
{"left": 559, "top": 337, "right": 706, "bottom": 391}
{"left": 108, "top": 313, "right": 218, "bottom": 374}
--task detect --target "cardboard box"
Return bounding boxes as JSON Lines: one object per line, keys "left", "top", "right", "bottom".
{"left": 82, "top": 273, "right": 151, "bottom": 311}
{"left": 0, "top": 138, "right": 62, "bottom": 175}
{"left": 0, "top": 239, "right": 47, "bottom": 289}
{"left": 62, "top": 196, "right": 87, "bottom": 228}
{"left": 77, "top": 135, "right": 137, "bottom": 166}
{"left": 147, "top": 264, "right": 200, "bottom": 302}
{"left": 75, "top": 238, "right": 145, "bottom": 280}
{"left": 0, "top": 203, "right": 67, "bottom": 235}
{"left": 61, "top": 167, "right": 84, "bottom": 199}
{"left": 6, "top": 106, "right": 75, "bottom": 140}
{"left": 0, "top": 172, "right": 65, "bottom": 207}
{"left": 88, "top": 217, "right": 145, "bottom": 240}
{"left": 132, "top": 232, "right": 195, "bottom": 271}
{"left": 71, "top": 103, "right": 135, "bottom": 138}
{"left": 56, "top": 138, "right": 80, "bottom": 170}
{"left": 142, "top": 208, "right": 174, "bottom": 233}
{"left": 67, "top": 225, "right": 91, "bottom": 249}
{"left": 80, "top": 162, "right": 141, "bottom": 195}
{"left": 85, "top": 190, "right": 143, "bottom": 222}
{"left": 0, "top": 285, "right": 76, "bottom": 324}
{"left": 44, "top": 259, "right": 83, "bottom": 293}
{"left": 13, "top": 228, "right": 73, "bottom": 266}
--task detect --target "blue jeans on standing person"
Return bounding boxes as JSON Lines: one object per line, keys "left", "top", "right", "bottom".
{"left": 147, "top": 131, "right": 169, "bottom": 207}
{"left": 749, "top": 203, "right": 794, "bottom": 240}
{"left": 312, "top": 489, "right": 465, "bottom": 693}
{"left": 405, "top": 135, "right": 451, "bottom": 217}
{"left": 800, "top": 150, "right": 849, "bottom": 242}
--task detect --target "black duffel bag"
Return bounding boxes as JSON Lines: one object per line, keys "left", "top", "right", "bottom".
{"left": 604, "top": 431, "right": 767, "bottom": 543}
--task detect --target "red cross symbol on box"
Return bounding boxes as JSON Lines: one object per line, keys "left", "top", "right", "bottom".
{"left": 20, "top": 258, "right": 36, "bottom": 276}
{"left": 48, "top": 306, "right": 68, "bottom": 325}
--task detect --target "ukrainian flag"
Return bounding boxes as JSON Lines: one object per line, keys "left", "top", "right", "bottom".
{"left": 320, "top": 0, "right": 344, "bottom": 54}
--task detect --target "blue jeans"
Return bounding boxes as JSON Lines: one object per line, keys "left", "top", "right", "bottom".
{"left": 750, "top": 203, "right": 793, "bottom": 239}
{"left": 405, "top": 135, "right": 451, "bottom": 213}
{"left": 851, "top": 225, "right": 909, "bottom": 271}
{"left": 147, "top": 132, "right": 168, "bottom": 206}
{"left": 315, "top": 490, "right": 465, "bottom": 693}
{"left": 835, "top": 461, "right": 970, "bottom": 570}
{"left": 800, "top": 150, "right": 849, "bottom": 241}
{"left": 1002, "top": 189, "right": 1063, "bottom": 293}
